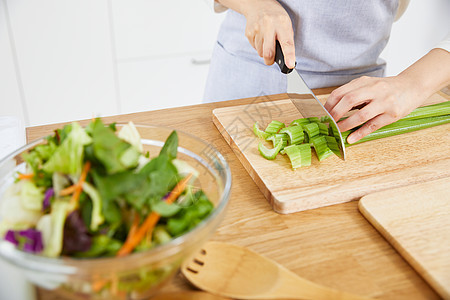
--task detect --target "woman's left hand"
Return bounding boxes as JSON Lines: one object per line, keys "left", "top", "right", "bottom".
{"left": 324, "top": 76, "right": 425, "bottom": 144}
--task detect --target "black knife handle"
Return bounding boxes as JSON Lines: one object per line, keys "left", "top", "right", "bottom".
{"left": 274, "top": 40, "right": 295, "bottom": 74}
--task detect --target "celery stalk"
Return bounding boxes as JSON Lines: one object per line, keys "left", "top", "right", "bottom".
{"left": 342, "top": 115, "right": 450, "bottom": 146}
{"left": 401, "top": 101, "right": 450, "bottom": 121}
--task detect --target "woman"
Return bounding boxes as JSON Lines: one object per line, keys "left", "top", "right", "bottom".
{"left": 204, "top": 0, "right": 450, "bottom": 144}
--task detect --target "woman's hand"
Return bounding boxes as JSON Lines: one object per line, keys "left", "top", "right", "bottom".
{"left": 325, "top": 48, "right": 450, "bottom": 144}
{"left": 324, "top": 76, "right": 424, "bottom": 144}
{"left": 241, "top": 0, "right": 295, "bottom": 68}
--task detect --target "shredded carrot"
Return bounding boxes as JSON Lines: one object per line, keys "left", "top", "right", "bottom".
{"left": 69, "top": 161, "right": 91, "bottom": 206}
{"left": 59, "top": 184, "right": 77, "bottom": 196}
{"left": 17, "top": 173, "right": 34, "bottom": 180}
{"left": 92, "top": 278, "right": 108, "bottom": 293}
{"left": 116, "top": 173, "right": 193, "bottom": 257}
{"left": 110, "top": 274, "right": 118, "bottom": 295}
{"left": 124, "top": 214, "right": 140, "bottom": 245}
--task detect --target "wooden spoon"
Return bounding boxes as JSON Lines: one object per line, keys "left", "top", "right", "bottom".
{"left": 181, "top": 241, "right": 371, "bottom": 300}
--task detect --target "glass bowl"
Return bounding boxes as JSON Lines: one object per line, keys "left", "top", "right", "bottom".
{"left": 0, "top": 123, "right": 232, "bottom": 299}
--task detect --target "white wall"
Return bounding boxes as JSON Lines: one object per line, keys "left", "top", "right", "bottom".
{"left": 380, "top": 0, "right": 450, "bottom": 76}
{"left": 0, "top": 0, "right": 448, "bottom": 127}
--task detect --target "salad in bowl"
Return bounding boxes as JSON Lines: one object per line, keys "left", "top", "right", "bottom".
{"left": 0, "top": 119, "right": 231, "bottom": 299}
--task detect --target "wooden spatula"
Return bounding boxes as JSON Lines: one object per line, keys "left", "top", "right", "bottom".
{"left": 181, "top": 241, "right": 371, "bottom": 300}
{"left": 150, "top": 291, "right": 230, "bottom": 300}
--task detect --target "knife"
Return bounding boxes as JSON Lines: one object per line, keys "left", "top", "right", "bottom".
{"left": 274, "top": 41, "right": 346, "bottom": 160}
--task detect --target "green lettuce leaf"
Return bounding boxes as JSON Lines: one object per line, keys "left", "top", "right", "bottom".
{"left": 90, "top": 119, "right": 140, "bottom": 174}
{"left": 43, "top": 122, "right": 92, "bottom": 176}
{"left": 20, "top": 180, "right": 45, "bottom": 211}
{"left": 166, "top": 191, "right": 213, "bottom": 236}
{"left": 159, "top": 131, "right": 178, "bottom": 160}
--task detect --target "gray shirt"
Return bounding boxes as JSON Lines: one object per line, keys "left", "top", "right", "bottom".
{"left": 204, "top": 0, "right": 399, "bottom": 102}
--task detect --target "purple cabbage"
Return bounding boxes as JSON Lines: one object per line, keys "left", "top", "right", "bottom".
{"left": 43, "top": 188, "right": 54, "bottom": 211}
{"left": 162, "top": 191, "right": 171, "bottom": 201}
{"left": 62, "top": 210, "right": 92, "bottom": 255}
{"left": 4, "top": 229, "right": 44, "bottom": 253}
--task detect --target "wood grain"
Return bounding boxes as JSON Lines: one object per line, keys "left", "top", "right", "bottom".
{"left": 28, "top": 89, "right": 441, "bottom": 299}
{"left": 212, "top": 92, "right": 450, "bottom": 214}
{"left": 359, "top": 177, "right": 450, "bottom": 300}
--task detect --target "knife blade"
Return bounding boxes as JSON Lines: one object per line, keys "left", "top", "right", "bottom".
{"left": 274, "top": 41, "right": 346, "bottom": 160}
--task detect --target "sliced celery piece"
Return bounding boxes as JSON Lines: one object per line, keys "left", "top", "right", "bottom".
{"left": 265, "top": 120, "right": 285, "bottom": 134}
{"left": 253, "top": 122, "right": 270, "bottom": 139}
{"left": 304, "top": 123, "right": 320, "bottom": 140}
{"left": 311, "top": 136, "right": 334, "bottom": 161}
{"left": 342, "top": 115, "right": 450, "bottom": 146}
{"left": 284, "top": 144, "right": 312, "bottom": 169}
{"left": 325, "top": 136, "right": 340, "bottom": 157}
{"left": 258, "top": 140, "right": 283, "bottom": 160}
{"left": 318, "top": 122, "right": 329, "bottom": 136}
{"left": 280, "top": 126, "right": 304, "bottom": 145}
{"left": 283, "top": 145, "right": 302, "bottom": 169}
{"left": 320, "top": 116, "right": 332, "bottom": 123}
{"left": 266, "top": 133, "right": 288, "bottom": 149}
{"left": 289, "top": 118, "right": 310, "bottom": 127}
{"left": 308, "top": 117, "right": 320, "bottom": 123}
{"left": 298, "top": 143, "right": 312, "bottom": 167}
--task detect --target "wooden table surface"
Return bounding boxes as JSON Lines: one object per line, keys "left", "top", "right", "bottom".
{"left": 28, "top": 87, "right": 440, "bottom": 300}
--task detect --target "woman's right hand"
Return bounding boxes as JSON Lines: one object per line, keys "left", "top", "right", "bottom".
{"left": 240, "top": 0, "right": 296, "bottom": 68}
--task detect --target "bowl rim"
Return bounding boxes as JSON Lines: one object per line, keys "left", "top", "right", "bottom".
{"left": 0, "top": 122, "right": 232, "bottom": 273}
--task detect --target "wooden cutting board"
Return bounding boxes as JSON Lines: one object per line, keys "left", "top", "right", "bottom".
{"left": 212, "top": 91, "right": 450, "bottom": 213}
{"left": 359, "top": 177, "right": 450, "bottom": 299}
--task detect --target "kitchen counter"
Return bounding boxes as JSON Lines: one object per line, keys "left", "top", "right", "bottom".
{"left": 28, "top": 87, "right": 441, "bottom": 299}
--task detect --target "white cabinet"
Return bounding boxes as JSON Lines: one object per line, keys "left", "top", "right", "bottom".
{"left": 0, "top": 0, "right": 25, "bottom": 124}
{"left": 118, "top": 52, "right": 212, "bottom": 114}
{"left": 4, "top": 0, "right": 118, "bottom": 126}
{"left": 0, "top": 0, "right": 225, "bottom": 127}
{"left": 112, "top": 0, "right": 226, "bottom": 115}
{"left": 112, "top": 0, "right": 224, "bottom": 59}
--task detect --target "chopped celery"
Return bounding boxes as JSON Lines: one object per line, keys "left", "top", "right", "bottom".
{"left": 298, "top": 144, "right": 312, "bottom": 166}
{"left": 289, "top": 118, "right": 310, "bottom": 127}
{"left": 267, "top": 133, "right": 288, "bottom": 149}
{"left": 304, "top": 123, "right": 320, "bottom": 140}
{"left": 280, "top": 126, "right": 304, "bottom": 145}
{"left": 258, "top": 140, "right": 283, "bottom": 160}
{"left": 317, "top": 122, "right": 329, "bottom": 136}
{"left": 311, "top": 136, "right": 334, "bottom": 161}
{"left": 320, "top": 116, "right": 332, "bottom": 123}
{"left": 283, "top": 145, "right": 301, "bottom": 169}
{"left": 284, "top": 144, "right": 312, "bottom": 169}
{"left": 325, "top": 136, "right": 340, "bottom": 157}
{"left": 265, "top": 120, "right": 285, "bottom": 134}
{"left": 307, "top": 117, "right": 320, "bottom": 123}
{"left": 253, "top": 122, "right": 270, "bottom": 139}
{"left": 258, "top": 101, "right": 450, "bottom": 169}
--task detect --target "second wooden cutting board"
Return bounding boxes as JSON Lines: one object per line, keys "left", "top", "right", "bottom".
{"left": 212, "top": 92, "right": 450, "bottom": 214}
{"left": 359, "top": 177, "right": 450, "bottom": 300}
